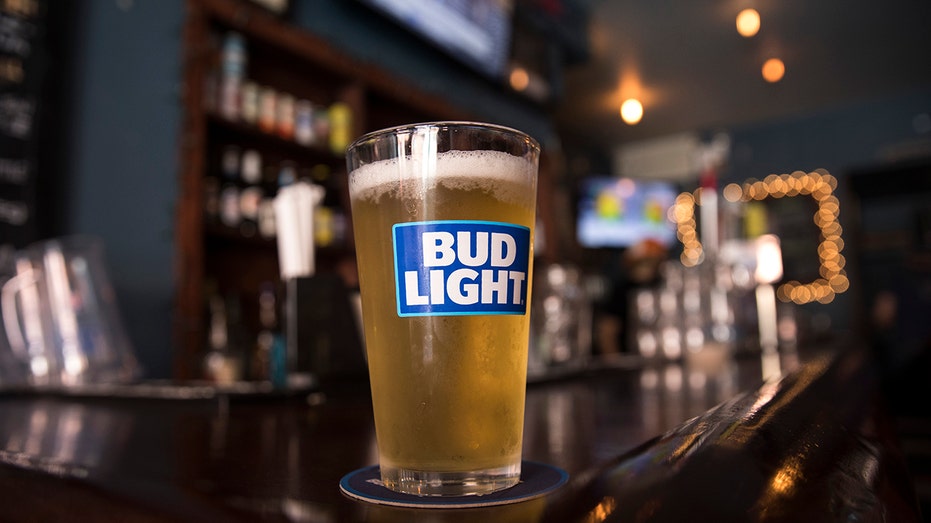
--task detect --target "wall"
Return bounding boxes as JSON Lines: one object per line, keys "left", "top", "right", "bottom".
{"left": 725, "top": 88, "right": 931, "bottom": 182}
{"left": 59, "top": 0, "right": 183, "bottom": 378}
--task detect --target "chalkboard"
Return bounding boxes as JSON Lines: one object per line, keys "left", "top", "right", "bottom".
{"left": 0, "top": 0, "right": 47, "bottom": 247}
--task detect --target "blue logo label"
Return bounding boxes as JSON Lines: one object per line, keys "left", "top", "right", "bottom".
{"left": 393, "top": 220, "right": 531, "bottom": 317}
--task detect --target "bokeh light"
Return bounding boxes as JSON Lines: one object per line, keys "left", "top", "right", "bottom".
{"left": 620, "top": 98, "right": 643, "bottom": 125}
{"left": 762, "top": 58, "right": 785, "bottom": 83}
{"left": 736, "top": 9, "right": 761, "bottom": 37}
{"left": 736, "top": 170, "right": 847, "bottom": 304}
{"left": 509, "top": 67, "right": 530, "bottom": 92}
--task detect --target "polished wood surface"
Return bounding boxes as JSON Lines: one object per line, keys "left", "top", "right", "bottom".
{"left": 0, "top": 346, "right": 920, "bottom": 522}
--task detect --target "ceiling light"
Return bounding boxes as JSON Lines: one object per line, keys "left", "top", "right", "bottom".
{"left": 736, "top": 9, "right": 760, "bottom": 38}
{"left": 509, "top": 67, "right": 530, "bottom": 92}
{"left": 762, "top": 58, "right": 785, "bottom": 83}
{"left": 620, "top": 98, "right": 643, "bottom": 125}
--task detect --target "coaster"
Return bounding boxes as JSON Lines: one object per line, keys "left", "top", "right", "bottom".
{"left": 339, "top": 460, "right": 568, "bottom": 509}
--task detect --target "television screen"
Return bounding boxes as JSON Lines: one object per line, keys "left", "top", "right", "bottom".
{"left": 576, "top": 177, "right": 679, "bottom": 248}
{"left": 358, "top": 0, "right": 514, "bottom": 80}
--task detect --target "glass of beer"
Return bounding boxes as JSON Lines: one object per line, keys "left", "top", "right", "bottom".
{"left": 346, "top": 122, "right": 540, "bottom": 496}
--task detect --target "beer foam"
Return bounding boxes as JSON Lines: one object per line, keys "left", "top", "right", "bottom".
{"left": 350, "top": 150, "right": 535, "bottom": 203}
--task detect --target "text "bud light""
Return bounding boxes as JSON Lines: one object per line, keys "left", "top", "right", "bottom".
{"left": 392, "top": 221, "right": 531, "bottom": 317}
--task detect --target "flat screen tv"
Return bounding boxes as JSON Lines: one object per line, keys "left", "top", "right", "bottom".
{"left": 576, "top": 177, "right": 679, "bottom": 249}
{"left": 358, "top": 0, "right": 514, "bottom": 80}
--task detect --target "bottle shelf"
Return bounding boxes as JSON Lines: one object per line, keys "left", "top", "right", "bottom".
{"left": 174, "top": 0, "right": 472, "bottom": 380}
{"left": 206, "top": 112, "right": 345, "bottom": 165}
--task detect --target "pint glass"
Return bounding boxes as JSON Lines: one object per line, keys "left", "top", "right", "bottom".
{"left": 346, "top": 122, "right": 539, "bottom": 496}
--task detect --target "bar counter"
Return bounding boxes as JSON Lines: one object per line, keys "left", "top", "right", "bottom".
{"left": 0, "top": 344, "right": 921, "bottom": 522}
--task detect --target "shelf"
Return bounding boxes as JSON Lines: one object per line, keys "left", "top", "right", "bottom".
{"left": 204, "top": 222, "right": 276, "bottom": 248}
{"left": 206, "top": 112, "right": 344, "bottom": 166}
{"left": 203, "top": 222, "right": 353, "bottom": 255}
{"left": 173, "top": 0, "right": 473, "bottom": 380}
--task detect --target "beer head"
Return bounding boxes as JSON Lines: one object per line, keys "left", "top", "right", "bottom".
{"left": 347, "top": 121, "right": 540, "bottom": 174}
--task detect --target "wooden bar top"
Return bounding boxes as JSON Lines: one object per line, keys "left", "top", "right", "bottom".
{"left": 0, "top": 345, "right": 921, "bottom": 522}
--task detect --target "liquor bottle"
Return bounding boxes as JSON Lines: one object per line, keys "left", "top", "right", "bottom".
{"left": 328, "top": 101, "right": 352, "bottom": 154}
{"left": 203, "top": 294, "right": 242, "bottom": 384}
{"left": 239, "top": 185, "right": 262, "bottom": 237}
{"left": 294, "top": 100, "right": 315, "bottom": 146}
{"left": 240, "top": 149, "right": 262, "bottom": 185}
{"left": 240, "top": 81, "right": 259, "bottom": 125}
{"left": 250, "top": 283, "right": 286, "bottom": 386}
{"left": 221, "top": 145, "right": 240, "bottom": 181}
{"left": 276, "top": 92, "right": 295, "bottom": 140}
{"left": 257, "top": 197, "right": 277, "bottom": 238}
{"left": 219, "top": 32, "right": 247, "bottom": 121}
{"left": 219, "top": 184, "right": 241, "bottom": 228}
{"left": 277, "top": 161, "right": 297, "bottom": 187}
{"left": 258, "top": 86, "right": 277, "bottom": 134}
{"left": 219, "top": 145, "right": 242, "bottom": 228}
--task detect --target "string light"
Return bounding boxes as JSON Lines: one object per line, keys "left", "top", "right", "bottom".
{"left": 671, "top": 192, "right": 702, "bottom": 266}
{"left": 722, "top": 183, "right": 743, "bottom": 202}
{"left": 739, "top": 169, "right": 847, "bottom": 305}
{"left": 671, "top": 170, "right": 848, "bottom": 305}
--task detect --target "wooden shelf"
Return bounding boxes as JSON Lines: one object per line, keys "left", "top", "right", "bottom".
{"left": 205, "top": 112, "right": 342, "bottom": 163}
{"left": 173, "top": 0, "right": 473, "bottom": 379}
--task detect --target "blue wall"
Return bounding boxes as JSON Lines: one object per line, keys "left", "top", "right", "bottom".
{"left": 62, "top": 0, "right": 183, "bottom": 378}
{"left": 725, "top": 88, "right": 931, "bottom": 183}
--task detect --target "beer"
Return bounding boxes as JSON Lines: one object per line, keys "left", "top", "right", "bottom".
{"left": 349, "top": 137, "right": 538, "bottom": 496}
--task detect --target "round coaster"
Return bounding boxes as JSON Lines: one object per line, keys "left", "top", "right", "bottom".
{"left": 339, "top": 460, "right": 568, "bottom": 509}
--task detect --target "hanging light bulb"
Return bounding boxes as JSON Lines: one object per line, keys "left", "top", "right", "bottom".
{"left": 736, "top": 9, "right": 761, "bottom": 38}
{"left": 620, "top": 98, "right": 643, "bottom": 125}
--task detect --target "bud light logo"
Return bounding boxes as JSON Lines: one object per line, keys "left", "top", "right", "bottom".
{"left": 393, "top": 220, "right": 531, "bottom": 317}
